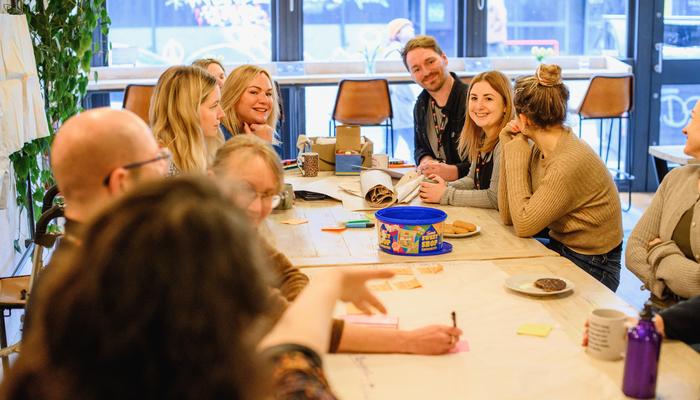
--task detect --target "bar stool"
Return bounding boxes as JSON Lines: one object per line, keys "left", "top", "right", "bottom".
{"left": 330, "top": 79, "right": 394, "bottom": 156}
{"left": 122, "top": 84, "right": 155, "bottom": 124}
{"left": 0, "top": 186, "right": 63, "bottom": 372}
{"left": 575, "top": 74, "right": 635, "bottom": 211}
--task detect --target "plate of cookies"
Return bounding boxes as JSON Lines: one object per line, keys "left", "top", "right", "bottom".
{"left": 444, "top": 220, "right": 480, "bottom": 238}
{"left": 505, "top": 274, "right": 575, "bottom": 296}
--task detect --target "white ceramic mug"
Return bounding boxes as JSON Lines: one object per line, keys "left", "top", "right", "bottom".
{"left": 587, "top": 308, "right": 628, "bottom": 361}
{"left": 372, "top": 153, "right": 389, "bottom": 169}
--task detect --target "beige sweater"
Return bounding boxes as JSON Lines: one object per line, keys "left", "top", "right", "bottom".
{"left": 626, "top": 165, "right": 700, "bottom": 299}
{"left": 498, "top": 127, "right": 623, "bottom": 255}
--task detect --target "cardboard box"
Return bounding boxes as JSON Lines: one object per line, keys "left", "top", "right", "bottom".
{"left": 335, "top": 153, "right": 362, "bottom": 175}
{"left": 336, "top": 125, "right": 373, "bottom": 169}
{"left": 310, "top": 137, "right": 336, "bottom": 171}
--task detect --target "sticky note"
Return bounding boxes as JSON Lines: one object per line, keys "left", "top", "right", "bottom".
{"left": 393, "top": 277, "right": 422, "bottom": 290}
{"left": 517, "top": 323, "right": 553, "bottom": 337}
{"left": 449, "top": 340, "right": 470, "bottom": 353}
{"left": 321, "top": 226, "right": 346, "bottom": 232}
{"left": 368, "top": 281, "right": 393, "bottom": 291}
{"left": 418, "top": 264, "right": 444, "bottom": 274}
{"left": 280, "top": 218, "right": 308, "bottom": 225}
{"left": 390, "top": 266, "right": 414, "bottom": 275}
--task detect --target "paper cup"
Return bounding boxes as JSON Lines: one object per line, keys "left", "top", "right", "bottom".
{"left": 587, "top": 308, "right": 627, "bottom": 361}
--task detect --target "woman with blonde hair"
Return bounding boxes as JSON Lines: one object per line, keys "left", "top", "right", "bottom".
{"left": 420, "top": 70, "right": 513, "bottom": 208}
{"left": 192, "top": 58, "right": 226, "bottom": 89}
{"left": 499, "top": 64, "right": 623, "bottom": 291}
{"left": 210, "top": 135, "right": 463, "bottom": 356}
{"left": 220, "top": 64, "right": 279, "bottom": 143}
{"left": 151, "top": 65, "right": 225, "bottom": 175}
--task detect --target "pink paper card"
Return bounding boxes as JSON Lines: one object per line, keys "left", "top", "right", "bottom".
{"left": 342, "top": 314, "right": 399, "bottom": 329}
{"left": 449, "top": 340, "right": 470, "bottom": 353}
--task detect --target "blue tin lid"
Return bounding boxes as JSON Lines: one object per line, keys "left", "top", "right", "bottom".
{"left": 375, "top": 206, "right": 447, "bottom": 225}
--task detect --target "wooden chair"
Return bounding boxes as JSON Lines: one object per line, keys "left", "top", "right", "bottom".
{"left": 122, "top": 84, "right": 155, "bottom": 124}
{"left": 575, "top": 74, "right": 635, "bottom": 211}
{"left": 0, "top": 186, "right": 63, "bottom": 372}
{"left": 330, "top": 79, "right": 394, "bottom": 156}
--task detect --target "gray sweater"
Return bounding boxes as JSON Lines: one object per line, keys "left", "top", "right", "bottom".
{"left": 439, "top": 141, "right": 500, "bottom": 209}
{"left": 626, "top": 165, "right": 700, "bottom": 299}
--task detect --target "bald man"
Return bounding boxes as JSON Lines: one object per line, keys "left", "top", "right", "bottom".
{"left": 51, "top": 108, "right": 169, "bottom": 224}
{"left": 24, "top": 109, "right": 169, "bottom": 335}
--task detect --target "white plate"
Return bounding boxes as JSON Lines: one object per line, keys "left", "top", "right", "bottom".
{"left": 505, "top": 273, "right": 575, "bottom": 296}
{"left": 444, "top": 225, "right": 481, "bottom": 238}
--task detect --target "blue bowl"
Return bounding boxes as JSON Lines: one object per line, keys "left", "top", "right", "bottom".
{"left": 375, "top": 206, "right": 448, "bottom": 255}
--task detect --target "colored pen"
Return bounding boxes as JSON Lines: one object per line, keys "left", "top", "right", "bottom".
{"left": 451, "top": 311, "right": 457, "bottom": 328}
{"left": 346, "top": 219, "right": 371, "bottom": 224}
{"left": 345, "top": 222, "right": 375, "bottom": 228}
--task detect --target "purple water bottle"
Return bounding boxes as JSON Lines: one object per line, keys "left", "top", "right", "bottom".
{"left": 622, "top": 302, "right": 662, "bottom": 399}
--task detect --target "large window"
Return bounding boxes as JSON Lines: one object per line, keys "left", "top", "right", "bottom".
{"left": 663, "top": 0, "right": 700, "bottom": 59}
{"left": 659, "top": 84, "right": 700, "bottom": 145}
{"left": 107, "top": 0, "right": 272, "bottom": 66}
{"left": 487, "top": 0, "right": 629, "bottom": 57}
{"left": 303, "top": 0, "right": 458, "bottom": 61}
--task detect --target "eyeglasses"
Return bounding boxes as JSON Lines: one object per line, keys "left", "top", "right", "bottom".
{"left": 102, "top": 148, "right": 172, "bottom": 186}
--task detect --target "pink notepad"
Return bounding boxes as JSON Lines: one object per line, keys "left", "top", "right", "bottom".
{"left": 449, "top": 340, "right": 470, "bottom": 353}
{"left": 341, "top": 314, "right": 399, "bottom": 329}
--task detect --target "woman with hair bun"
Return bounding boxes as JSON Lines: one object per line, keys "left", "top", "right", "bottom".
{"left": 498, "top": 64, "right": 623, "bottom": 291}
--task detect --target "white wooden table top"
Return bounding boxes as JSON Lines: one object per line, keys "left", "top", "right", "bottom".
{"left": 305, "top": 257, "right": 700, "bottom": 399}
{"left": 649, "top": 145, "right": 700, "bottom": 165}
{"left": 265, "top": 198, "right": 556, "bottom": 268}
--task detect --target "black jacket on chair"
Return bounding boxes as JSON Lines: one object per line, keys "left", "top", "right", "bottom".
{"left": 412, "top": 72, "right": 470, "bottom": 178}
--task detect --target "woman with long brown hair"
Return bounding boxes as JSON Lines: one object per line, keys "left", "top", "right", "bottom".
{"left": 498, "top": 64, "right": 623, "bottom": 291}
{"left": 419, "top": 70, "right": 513, "bottom": 208}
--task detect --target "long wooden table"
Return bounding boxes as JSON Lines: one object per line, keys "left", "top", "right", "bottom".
{"left": 306, "top": 257, "right": 700, "bottom": 399}
{"left": 265, "top": 198, "right": 556, "bottom": 268}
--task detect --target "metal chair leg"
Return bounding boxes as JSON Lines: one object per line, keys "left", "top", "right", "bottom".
{"left": 1, "top": 311, "right": 9, "bottom": 374}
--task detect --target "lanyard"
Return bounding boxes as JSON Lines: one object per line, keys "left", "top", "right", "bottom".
{"left": 430, "top": 99, "right": 448, "bottom": 159}
{"left": 474, "top": 151, "right": 492, "bottom": 190}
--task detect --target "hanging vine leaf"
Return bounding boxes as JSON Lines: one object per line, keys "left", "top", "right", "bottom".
{"left": 10, "top": 0, "right": 109, "bottom": 250}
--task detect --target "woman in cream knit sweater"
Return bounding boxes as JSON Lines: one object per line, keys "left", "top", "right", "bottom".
{"left": 498, "top": 64, "right": 623, "bottom": 291}
{"left": 626, "top": 100, "right": 700, "bottom": 305}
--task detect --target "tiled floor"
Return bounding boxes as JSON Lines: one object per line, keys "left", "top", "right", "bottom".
{"left": 618, "top": 192, "right": 655, "bottom": 310}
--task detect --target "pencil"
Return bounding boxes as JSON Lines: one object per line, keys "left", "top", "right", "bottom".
{"left": 451, "top": 311, "right": 456, "bottom": 328}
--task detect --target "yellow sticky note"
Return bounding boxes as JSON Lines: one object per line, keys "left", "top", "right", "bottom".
{"left": 517, "top": 323, "right": 552, "bottom": 337}
{"left": 390, "top": 266, "right": 414, "bottom": 275}
{"left": 418, "top": 264, "right": 444, "bottom": 274}
{"left": 368, "top": 281, "right": 393, "bottom": 291}
{"left": 280, "top": 218, "right": 308, "bottom": 225}
{"left": 393, "top": 277, "right": 423, "bottom": 290}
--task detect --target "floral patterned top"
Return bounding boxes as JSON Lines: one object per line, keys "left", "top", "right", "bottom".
{"left": 265, "top": 344, "right": 338, "bottom": 400}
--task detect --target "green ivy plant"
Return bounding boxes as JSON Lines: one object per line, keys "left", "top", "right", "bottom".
{"left": 9, "top": 0, "right": 109, "bottom": 249}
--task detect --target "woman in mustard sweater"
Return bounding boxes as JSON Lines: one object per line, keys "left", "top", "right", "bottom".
{"left": 498, "top": 64, "right": 623, "bottom": 291}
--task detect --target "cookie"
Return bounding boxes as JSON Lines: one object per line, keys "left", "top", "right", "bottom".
{"left": 534, "top": 278, "right": 567, "bottom": 292}
{"left": 452, "top": 220, "right": 477, "bottom": 232}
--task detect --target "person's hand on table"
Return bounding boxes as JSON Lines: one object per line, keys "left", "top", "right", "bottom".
{"left": 419, "top": 174, "right": 447, "bottom": 203}
{"left": 328, "top": 269, "right": 394, "bottom": 315}
{"left": 244, "top": 122, "right": 274, "bottom": 143}
{"left": 402, "top": 325, "right": 463, "bottom": 355}
{"left": 418, "top": 162, "right": 458, "bottom": 181}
